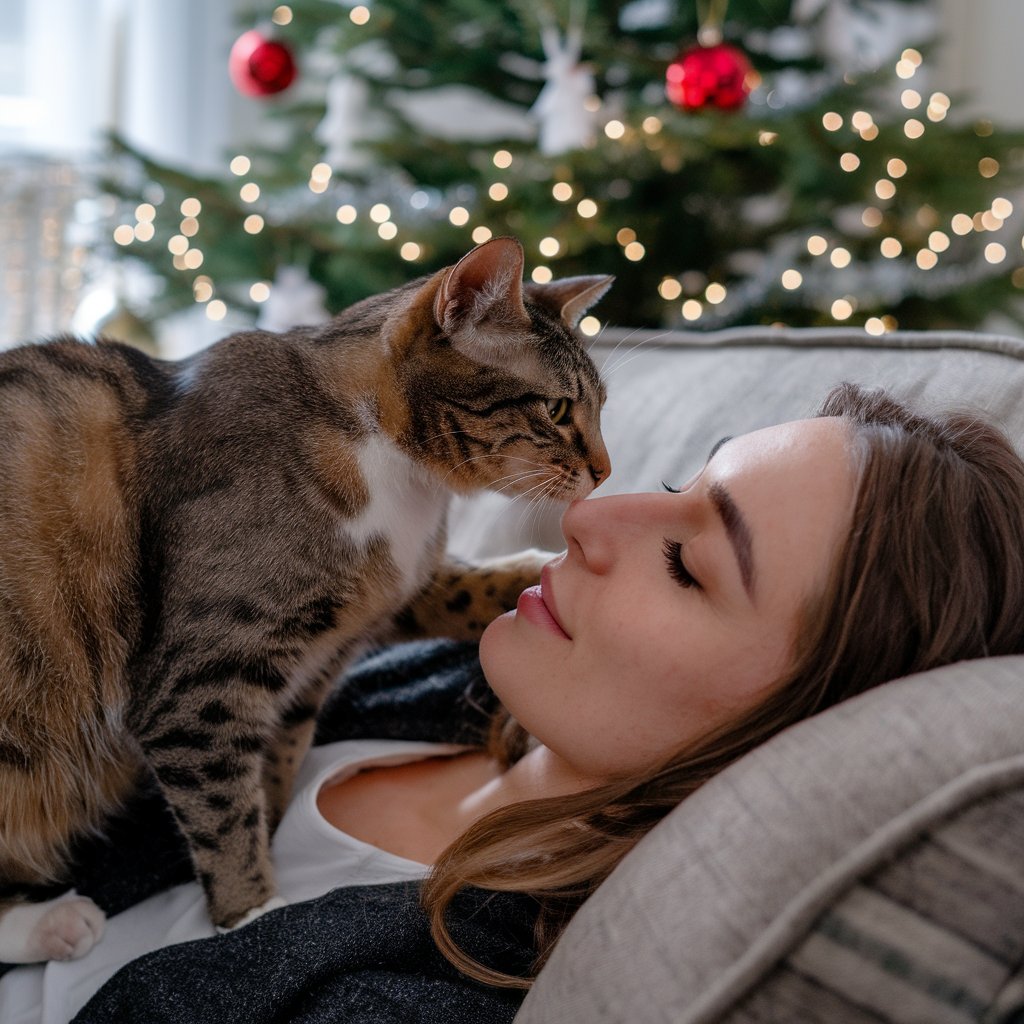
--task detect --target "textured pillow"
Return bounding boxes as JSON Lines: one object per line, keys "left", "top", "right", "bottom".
{"left": 448, "top": 326, "right": 1024, "bottom": 559}
{"left": 515, "top": 655, "right": 1024, "bottom": 1023}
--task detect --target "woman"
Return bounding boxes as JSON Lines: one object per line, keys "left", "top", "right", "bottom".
{"left": 3, "top": 383, "right": 1024, "bottom": 1023}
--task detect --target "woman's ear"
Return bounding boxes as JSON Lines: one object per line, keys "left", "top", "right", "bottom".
{"left": 525, "top": 275, "right": 615, "bottom": 329}
{"left": 433, "top": 236, "right": 531, "bottom": 336}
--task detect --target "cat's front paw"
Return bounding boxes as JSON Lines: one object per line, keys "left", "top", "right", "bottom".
{"left": 215, "top": 894, "right": 288, "bottom": 934}
{"left": 0, "top": 893, "right": 106, "bottom": 963}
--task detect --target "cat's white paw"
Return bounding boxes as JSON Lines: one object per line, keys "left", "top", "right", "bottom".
{"left": 216, "top": 894, "right": 287, "bottom": 934}
{"left": 0, "top": 893, "right": 106, "bottom": 963}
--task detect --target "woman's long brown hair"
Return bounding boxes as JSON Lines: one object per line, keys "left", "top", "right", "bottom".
{"left": 422, "top": 382, "right": 1024, "bottom": 988}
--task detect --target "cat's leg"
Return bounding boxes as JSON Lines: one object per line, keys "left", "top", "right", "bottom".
{"left": 136, "top": 686, "right": 282, "bottom": 930}
{"left": 392, "top": 549, "right": 556, "bottom": 642}
{"left": 0, "top": 893, "right": 106, "bottom": 963}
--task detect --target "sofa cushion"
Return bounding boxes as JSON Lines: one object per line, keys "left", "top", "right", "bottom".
{"left": 515, "top": 655, "right": 1024, "bottom": 1023}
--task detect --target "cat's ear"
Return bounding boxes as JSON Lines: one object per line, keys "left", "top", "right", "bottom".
{"left": 433, "top": 237, "right": 530, "bottom": 337}
{"left": 525, "top": 275, "right": 615, "bottom": 330}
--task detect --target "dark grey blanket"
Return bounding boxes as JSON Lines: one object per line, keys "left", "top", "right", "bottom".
{"left": 4, "top": 640, "right": 539, "bottom": 1022}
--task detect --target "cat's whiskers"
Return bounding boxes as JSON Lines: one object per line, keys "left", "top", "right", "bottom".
{"left": 600, "top": 330, "right": 670, "bottom": 383}
{"left": 437, "top": 453, "right": 550, "bottom": 489}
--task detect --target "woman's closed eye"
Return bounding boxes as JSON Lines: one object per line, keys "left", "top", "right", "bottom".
{"left": 663, "top": 538, "right": 701, "bottom": 590}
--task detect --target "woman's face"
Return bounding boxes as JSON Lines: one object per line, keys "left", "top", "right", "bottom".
{"left": 479, "top": 416, "right": 858, "bottom": 783}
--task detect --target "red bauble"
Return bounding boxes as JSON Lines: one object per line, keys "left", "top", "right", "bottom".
{"left": 229, "top": 29, "right": 297, "bottom": 97}
{"left": 665, "top": 41, "right": 754, "bottom": 112}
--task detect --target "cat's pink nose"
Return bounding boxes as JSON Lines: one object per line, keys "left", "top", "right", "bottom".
{"left": 589, "top": 456, "right": 610, "bottom": 485}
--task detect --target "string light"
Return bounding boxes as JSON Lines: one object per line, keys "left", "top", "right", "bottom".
{"left": 135, "top": 203, "right": 156, "bottom": 222}
{"left": 917, "top": 249, "right": 938, "bottom": 270}
{"left": 180, "top": 217, "right": 199, "bottom": 237}
{"left": 781, "top": 269, "right": 803, "bottom": 290}
{"left": 865, "top": 317, "right": 886, "bottom": 335}
{"left": 400, "top": 242, "right": 422, "bottom": 261}
{"left": 134, "top": 222, "right": 154, "bottom": 242}
{"left": 531, "top": 266, "right": 553, "bottom": 283}
{"left": 239, "top": 183, "right": 260, "bottom": 203}
{"left": 250, "top": 282, "right": 271, "bottom": 302}
{"left": 830, "top": 247, "right": 852, "bottom": 268}
{"left": 449, "top": 206, "right": 470, "bottom": 226}
{"left": 604, "top": 120, "right": 625, "bottom": 140}
{"left": 705, "top": 283, "right": 726, "bottom": 304}
{"left": 992, "top": 197, "right": 1015, "bottom": 219}
{"left": 979, "top": 157, "right": 1000, "bottom": 178}
{"left": 193, "top": 277, "right": 213, "bottom": 302}
{"left": 822, "top": 112, "right": 843, "bottom": 131}
{"left": 539, "top": 237, "right": 560, "bottom": 257}
{"left": 758, "top": 131, "right": 778, "bottom": 146}
{"left": 230, "top": 156, "right": 251, "bottom": 176}
{"left": 579, "top": 316, "right": 601, "bottom": 337}
{"left": 183, "top": 249, "right": 204, "bottom": 270}
{"left": 244, "top": 215, "right": 264, "bottom": 233}
{"left": 369, "top": 203, "right": 391, "bottom": 223}
{"left": 206, "top": 300, "right": 227, "bottom": 321}
{"left": 616, "top": 227, "right": 636, "bottom": 246}
{"left": 377, "top": 222, "right": 398, "bottom": 240}
{"left": 807, "top": 235, "right": 828, "bottom": 256}
{"left": 350, "top": 5, "right": 370, "bottom": 24}
{"left": 862, "top": 207, "right": 884, "bottom": 228}
{"left": 875, "top": 179, "right": 896, "bottom": 200}
{"left": 624, "top": 241, "right": 645, "bottom": 261}
{"left": 113, "top": 225, "right": 134, "bottom": 246}
{"left": 488, "top": 183, "right": 509, "bottom": 201}
{"left": 951, "top": 213, "right": 973, "bottom": 235}
{"left": 887, "top": 158, "right": 908, "bottom": 178}
{"left": 181, "top": 198, "right": 201, "bottom": 217}
{"left": 985, "top": 242, "right": 1007, "bottom": 264}
{"left": 880, "top": 237, "right": 902, "bottom": 258}
{"left": 904, "top": 119, "right": 925, "bottom": 140}
{"left": 493, "top": 150, "right": 513, "bottom": 169}
{"left": 831, "top": 298, "right": 854, "bottom": 319}
{"left": 167, "top": 235, "right": 188, "bottom": 255}
{"left": 642, "top": 116, "right": 663, "bottom": 134}
{"left": 552, "top": 182, "right": 573, "bottom": 201}
{"left": 576, "top": 199, "right": 598, "bottom": 218}
{"left": 471, "top": 226, "right": 492, "bottom": 243}
{"left": 681, "top": 299, "right": 702, "bottom": 321}
{"left": 271, "top": 6, "right": 292, "bottom": 25}
{"left": 900, "top": 89, "right": 922, "bottom": 110}
{"left": 981, "top": 209, "right": 1003, "bottom": 231}
{"left": 839, "top": 153, "right": 860, "bottom": 172}
{"left": 928, "top": 231, "right": 950, "bottom": 252}
{"left": 658, "top": 278, "right": 682, "bottom": 300}
{"left": 336, "top": 204, "right": 357, "bottom": 224}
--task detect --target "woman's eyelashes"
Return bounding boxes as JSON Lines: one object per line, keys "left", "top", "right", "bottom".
{"left": 662, "top": 538, "right": 701, "bottom": 590}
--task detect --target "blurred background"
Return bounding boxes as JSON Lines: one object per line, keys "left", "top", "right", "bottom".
{"left": 3, "top": 0, "right": 1024, "bottom": 357}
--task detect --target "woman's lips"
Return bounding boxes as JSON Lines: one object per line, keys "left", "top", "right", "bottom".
{"left": 516, "top": 568, "right": 571, "bottom": 640}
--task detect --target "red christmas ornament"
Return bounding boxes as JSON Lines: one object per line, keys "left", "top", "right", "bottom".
{"left": 229, "top": 28, "right": 297, "bottom": 97}
{"left": 665, "top": 40, "right": 754, "bottom": 112}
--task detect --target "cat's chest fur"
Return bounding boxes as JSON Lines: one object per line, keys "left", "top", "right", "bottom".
{"left": 343, "top": 431, "right": 448, "bottom": 603}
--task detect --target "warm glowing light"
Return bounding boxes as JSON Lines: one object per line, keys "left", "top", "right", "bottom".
{"left": 311, "top": 162, "right": 332, "bottom": 183}
{"left": 400, "top": 242, "right": 422, "bottom": 261}
{"left": 488, "top": 183, "right": 509, "bottom": 201}
{"left": 758, "top": 131, "right": 779, "bottom": 146}
{"left": 993, "top": 197, "right": 1015, "bottom": 219}
{"left": 896, "top": 59, "right": 917, "bottom": 80}
{"left": 862, "top": 207, "right": 884, "bottom": 228}
{"left": 904, "top": 119, "right": 925, "bottom": 139}
{"left": 376, "top": 222, "right": 396, "bottom": 240}
{"left": 681, "top": 299, "right": 702, "bottom": 321}
{"left": 902, "top": 48, "right": 923, "bottom": 65}
{"left": 167, "top": 234, "right": 188, "bottom": 255}
{"left": 951, "top": 213, "right": 973, "bottom": 236}
{"left": 880, "top": 237, "right": 902, "bottom": 258}
{"left": 917, "top": 249, "right": 938, "bottom": 270}
{"left": 616, "top": 227, "right": 637, "bottom": 246}
{"left": 250, "top": 282, "right": 271, "bottom": 302}
{"left": 579, "top": 316, "right": 601, "bottom": 337}
{"left": 659, "top": 278, "right": 683, "bottom": 300}
{"left": 830, "top": 247, "right": 852, "bottom": 268}
{"left": 206, "top": 300, "right": 227, "bottom": 321}
{"left": 193, "top": 278, "right": 213, "bottom": 302}
{"left": 183, "top": 249, "right": 203, "bottom": 270}
{"left": 979, "top": 157, "right": 1000, "bottom": 178}
{"left": 180, "top": 217, "right": 199, "bottom": 237}
{"left": 172, "top": 253, "right": 188, "bottom": 271}
{"left": 113, "top": 224, "right": 134, "bottom": 246}
{"left": 577, "top": 198, "right": 598, "bottom": 218}
{"left": 807, "top": 235, "right": 828, "bottom": 256}
{"left": 705, "top": 283, "right": 727, "bottom": 305}
{"left": 369, "top": 203, "right": 391, "bottom": 223}
{"left": 532, "top": 266, "right": 553, "bottom": 283}
{"left": 985, "top": 242, "right": 1007, "bottom": 264}
{"left": 643, "top": 116, "right": 663, "bottom": 134}
{"left": 781, "top": 269, "right": 803, "bottom": 290}
{"left": 244, "top": 214, "right": 264, "bottom": 234}
{"left": 624, "top": 241, "right": 645, "bottom": 262}
{"left": 981, "top": 210, "right": 1004, "bottom": 231}
{"left": 822, "top": 112, "right": 843, "bottom": 131}
{"left": 901, "top": 89, "right": 921, "bottom": 109}
{"left": 865, "top": 317, "right": 886, "bottom": 336}
{"left": 840, "top": 153, "right": 860, "bottom": 172}
{"left": 493, "top": 149, "right": 513, "bottom": 169}
{"left": 135, "top": 203, "right": 156, "bottom": 222}
{"left": 887, "top": 158, "right": 908, "bottom": 178}
{"left": 350, "top": 5, "right": 370, "bottom": 25}
{"left": 271, "top": 6, "right": 292, "bottom": 25}
{"left": 875, "top": 179, "right": 896, "bottom": 200}
{"left": 831, "top": 298, "right": 854, "bottom": 320}
{"left": 308, "top": 179, "right": 328, "bottom": 194}
{"left": 134, "top": 222, "right": 155, "bottom": 242}
{"left": 928, "top": 231, "right": 950, "bottom": 252}
{"left": 851, "top": 111, "right": 874, "bottom": 131}
{"left": 860, "top": 124, "right": 880, "bottom": 141}
{"left": 239, "top": 183, "right": 260, "bottom": 203}
{"left": 449, "top": 206, "right": 470, "bottom": 226}
{"left": 604, "top": 119, "right": 625, "bottom": 140}
{"left": 471, "top": 226, "right": 492, "bottom": 243}
{"left": 230, "top": 155, "right": 251, "bottom": 176}
{"left": 336, "top": 204, "right": 357, "bottom": 224}
{"left": 539, "top": 236, "right": 560, "bottom": 258}
{"left": 552, "top": 182, "right": 573, "bottom": 202}
{"left": 181, "top": 197, "right": 201, "bottom": 217}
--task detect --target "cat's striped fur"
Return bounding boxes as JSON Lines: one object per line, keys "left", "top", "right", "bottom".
{"left": 0, "top": 237, "right": 611, "bottom": 961}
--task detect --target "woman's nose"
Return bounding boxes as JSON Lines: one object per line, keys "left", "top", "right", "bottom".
{"left": 561, "top": 493, "right": 663, "bottom": 573}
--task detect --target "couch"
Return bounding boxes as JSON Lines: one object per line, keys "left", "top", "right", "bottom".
{"left": 446, "top": 326, "right": 1024, "bottom": 1023}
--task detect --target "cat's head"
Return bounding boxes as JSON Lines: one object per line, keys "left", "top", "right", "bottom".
{"left": 383, "top": 237, "right": 612, "bottom": 503}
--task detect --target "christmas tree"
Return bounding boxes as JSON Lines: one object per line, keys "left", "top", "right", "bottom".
{"left": 101, "top": 0, "right": 1024, "bottom": 336}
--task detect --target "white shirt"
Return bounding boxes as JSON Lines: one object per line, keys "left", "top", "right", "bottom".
{"left": 0, "top": 738, "right": 460, "bottom": 1024}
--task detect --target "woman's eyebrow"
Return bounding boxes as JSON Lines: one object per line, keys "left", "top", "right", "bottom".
{"left": 707, "top": 481, "right": 755, "bottom": 601}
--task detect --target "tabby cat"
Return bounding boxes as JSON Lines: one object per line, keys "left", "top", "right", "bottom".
{"left": 0, "top": 236, "right": 612, "bottom": 963}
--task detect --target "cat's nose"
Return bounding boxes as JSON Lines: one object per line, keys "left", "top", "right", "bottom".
{"left": 589, "top": 455, "right": 611, "bottom": 485}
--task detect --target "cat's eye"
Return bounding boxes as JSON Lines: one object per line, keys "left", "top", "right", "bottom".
{"left": 545, "top": 397, "right": 573, "bottom": 426}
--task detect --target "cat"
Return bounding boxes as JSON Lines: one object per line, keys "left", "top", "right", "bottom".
{"left": 0, "top": 236, "right": 612, "bottom": 963}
